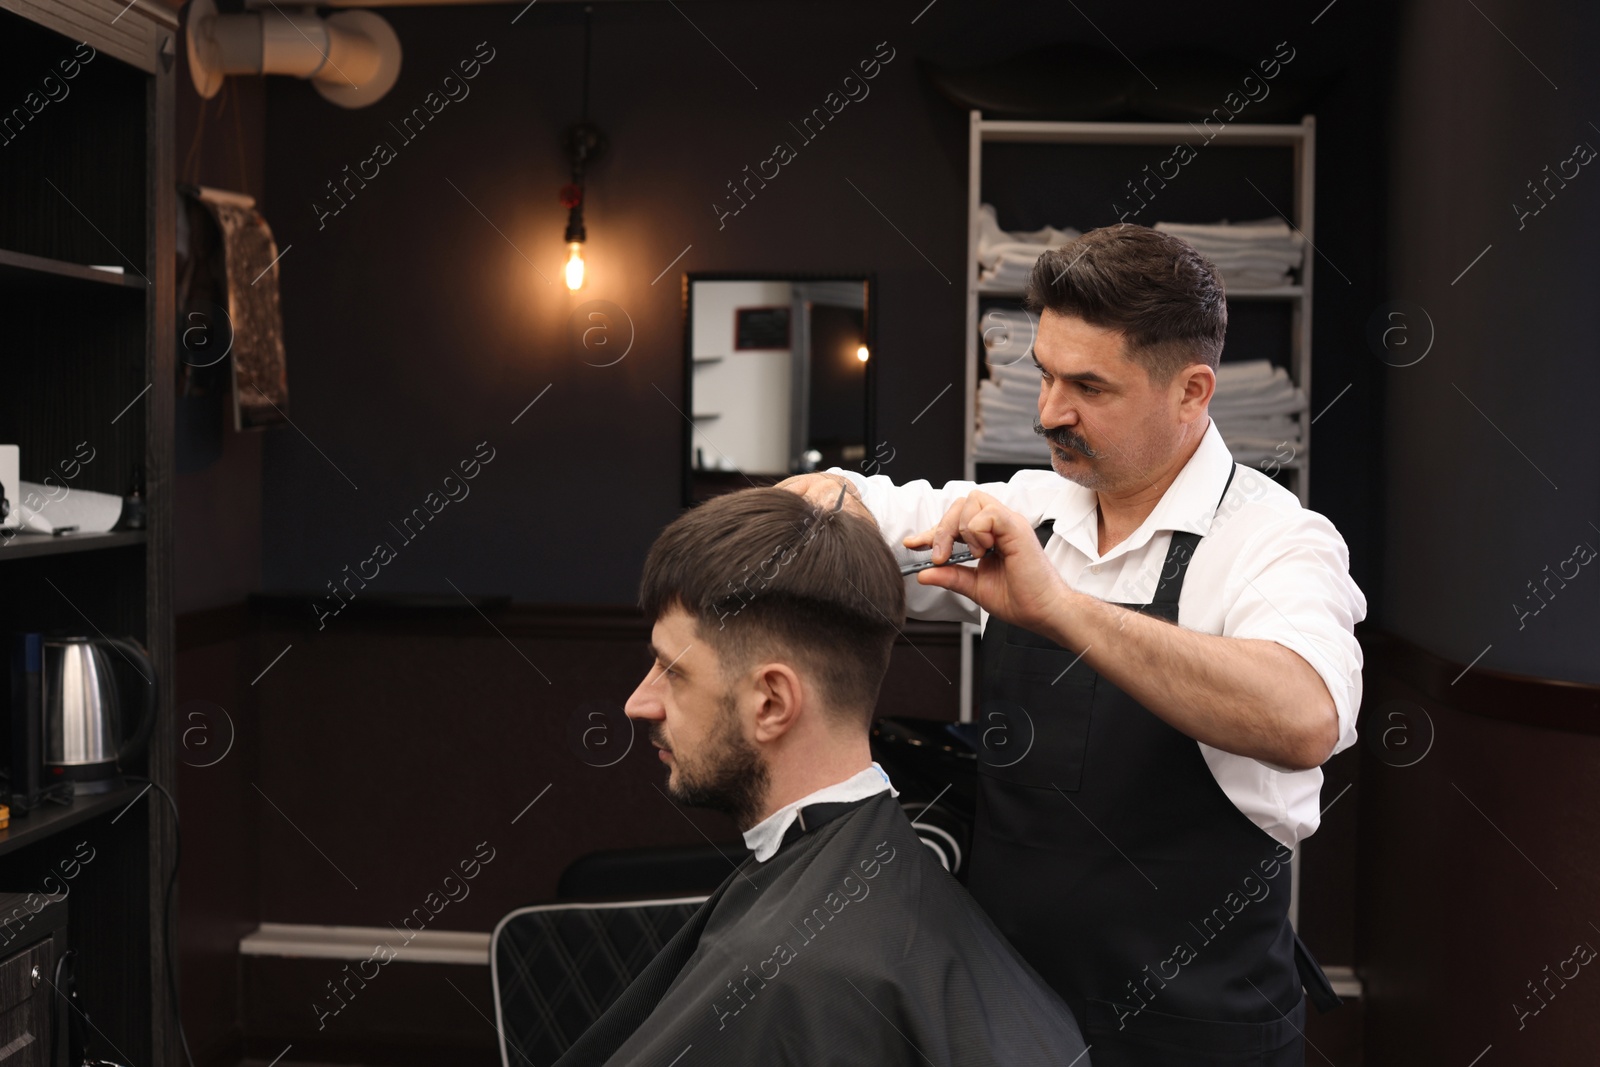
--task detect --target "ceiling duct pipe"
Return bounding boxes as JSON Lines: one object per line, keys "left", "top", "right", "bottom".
{"left": 186, "top": 0, "right": 402, "bottom": 108}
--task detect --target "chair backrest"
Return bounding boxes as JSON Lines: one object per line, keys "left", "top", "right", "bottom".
{"left": 490, "top": 896, "right": 707, "bottom": 1067}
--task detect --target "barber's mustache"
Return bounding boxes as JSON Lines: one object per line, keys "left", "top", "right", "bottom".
{"left": 1034, "top": 420, "right": 1099, "bottom": 459}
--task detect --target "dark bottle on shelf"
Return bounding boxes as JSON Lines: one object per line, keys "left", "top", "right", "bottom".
{"left": 116, "top": 466, "right": 146, "bottom": 531}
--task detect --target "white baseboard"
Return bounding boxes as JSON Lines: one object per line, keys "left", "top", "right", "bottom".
{"left": 1323, "top": 964, "right": 1363, "bottom": 999}
{"left": 239, "top": 922, "right": 490, "bottom": 965}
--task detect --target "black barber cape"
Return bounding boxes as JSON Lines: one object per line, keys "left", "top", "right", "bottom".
{"left": 552, "top": 791, "right": 1089, "bottom": 1067}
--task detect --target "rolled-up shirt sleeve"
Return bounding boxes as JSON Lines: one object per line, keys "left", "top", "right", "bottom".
{"left": 824, "top": 467, "right": 1026, "bottom": 624}
{"left": 1220, "top": 511, "right": 1366, "bottom": 759}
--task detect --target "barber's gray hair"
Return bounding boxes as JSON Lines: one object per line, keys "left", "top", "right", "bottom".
{"left": 1027, "top": 224, "right": 1228, "bottom": 382}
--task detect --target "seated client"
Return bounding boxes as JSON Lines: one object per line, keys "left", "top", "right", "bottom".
{"left": 553, "top": 487, "right": 1089, "bottom": 1067}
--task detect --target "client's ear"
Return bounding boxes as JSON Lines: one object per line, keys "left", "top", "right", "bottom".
{"left": 750, "top": 662, "right": 805, "bottom": 743}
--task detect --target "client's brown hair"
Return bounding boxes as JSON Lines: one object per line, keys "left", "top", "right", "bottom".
{"left": 639, "top": 487, "right": 905, "bottom": 725}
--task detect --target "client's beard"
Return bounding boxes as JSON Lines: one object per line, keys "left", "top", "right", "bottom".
{"left": 655, "top": 692, "right": 770, "bottom": 830}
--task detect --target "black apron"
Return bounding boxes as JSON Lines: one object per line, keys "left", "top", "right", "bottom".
{"left": 966, "top": 463, "right": 1334, "bottom": 1066}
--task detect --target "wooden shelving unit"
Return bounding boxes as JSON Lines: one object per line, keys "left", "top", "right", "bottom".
{"left": 0, "top": 785, "right": 146, "bottom": 858}
{"left": 0, "top": 247, "right": 149, "bottom": 290}
{"left": 0, "top": 530, "right": 148, "bottom": 561}
{"left": 0, "top": 0, "right": 179, "bottom": 1061}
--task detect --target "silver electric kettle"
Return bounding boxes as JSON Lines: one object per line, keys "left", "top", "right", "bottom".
{"left": 42, "top": 636, "right": 157, "bottom": 794}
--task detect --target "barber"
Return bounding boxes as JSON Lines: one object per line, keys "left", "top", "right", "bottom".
{"left": 780, "top": 225, "right": 1365, "bottom": 1066}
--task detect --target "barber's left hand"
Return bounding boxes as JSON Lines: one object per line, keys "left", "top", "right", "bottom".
{"left": 904, "top": 491, "right": 1070, "bottom": 636}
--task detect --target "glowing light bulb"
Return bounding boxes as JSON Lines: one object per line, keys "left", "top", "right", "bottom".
{"left": 856, "top": 344, "right": 870, "bottom": 363}
{"left": 564, "top": 241, "right": 586, "bottom": 290}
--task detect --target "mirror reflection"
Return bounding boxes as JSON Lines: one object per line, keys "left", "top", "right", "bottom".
{"left": 684, "top": 275, "right": 873, "bottom": 504}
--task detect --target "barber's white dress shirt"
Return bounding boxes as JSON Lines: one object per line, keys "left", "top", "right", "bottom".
{"left": 742, "top": 762, "right": 899, "bottom": 863}
{"left": 829, "top": 417, "right": 1365, "bottom": 849}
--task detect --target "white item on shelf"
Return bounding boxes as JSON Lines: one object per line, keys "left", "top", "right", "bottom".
{"left": 977, "top": 379, "right": 1036, "bottom": 416}
{"left": 15, "top": 481, "right": 123, "bottom": 534}
{"left": 974, "top": 303, "right": 1048, "bottom": 464}
{"left": 976, "top": 204, "right": 1080, "bottom": 290}
{"left": 1212, "top": 359, "right": 1305, "bottom": 464}
{"left": 0, "top": 445, "right": 17, "bottom": 529}
{"left": 974, "top": 377, "right": 1047, "bottom": 463}
{"left": 979, "top": 307, "right": 1040, "bottom": 374}
{"left": 1213, "top": 360, "right": 1306, "bottom": 410}
{"left": 1155, "top": 218, "right": 1306, "bottom": 290}
{"left": 1216, "top": 413, "right": 1300, "bottom": 438}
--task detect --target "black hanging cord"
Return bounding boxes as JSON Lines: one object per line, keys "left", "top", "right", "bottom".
{"left": 561, "top": 4, "right": 605, "bottom": 245}
{"left": 124, "top": 775, "right": 196, "bottom": 1067}
{"left": 579, "top": 3, "right": 593, "bottom": 125}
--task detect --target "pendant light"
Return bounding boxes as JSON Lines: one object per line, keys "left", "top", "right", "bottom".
{"left": 560, "top": 4, "right": 605, "bottom": 291}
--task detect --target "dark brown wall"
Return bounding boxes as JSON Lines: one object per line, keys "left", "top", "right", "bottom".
{"left": 1355, "top": 0, "right": 1600, "bottom": 1060}
{"left": 247, "top": 606, "right": 960, "bottom": 925}
{"left": 171, "top": 8, "right": 270, "bottom": 1062}
{"left": 243, "top": 956, "right": 499, "bottom": 1066}
{"left": 173, "top": 1, "right": 266, "bottom": 616}
{"left": 1382, "top": 0, "right": 1600, "bottom": 680}
{"left": 175, "top": 607, "right": 263, "bottom": 1067}
{"left": 1355, "top": 636, "right": 1600, "bottom": 1061}
{"left": 254, "top": 0, "right": 1391, "bottom": 609}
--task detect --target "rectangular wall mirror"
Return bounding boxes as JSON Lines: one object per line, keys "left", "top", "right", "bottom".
{"left": 681, "top": 272, "right": 876, "bottom": 506}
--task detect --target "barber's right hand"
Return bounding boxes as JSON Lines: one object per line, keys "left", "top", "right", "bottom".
{"left": 774, "top": 473, "right": 878, "bottom": 529}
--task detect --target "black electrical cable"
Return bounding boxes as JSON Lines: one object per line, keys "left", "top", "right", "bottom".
{"left": 580, "top": 4, "right": 593, "bottom": 124}
{"left": 123, "top": 775, "right": 196, "bottom": 1067}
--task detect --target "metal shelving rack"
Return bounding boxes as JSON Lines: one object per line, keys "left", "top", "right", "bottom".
{"left": 958, "top": 111, "right": 1318, "bottom": 726}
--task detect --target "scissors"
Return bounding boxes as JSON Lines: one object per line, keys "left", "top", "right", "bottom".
{"left": 900, "top": 546, "right": 980, "bottom": 576}
{"left": 820, "top": 482, "right": 981, "bottom": 577}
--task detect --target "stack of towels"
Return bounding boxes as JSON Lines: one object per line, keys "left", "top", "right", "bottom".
{"left": 970, "top": 325, "right": 1309, "bottom": 467}
{"left": 973, "top": 308, "right": 1050, "bottom": 464}
{"left": 1154, "top": 218, "right": 1306, "bottom": 290}
{"left": 976, "top": 204, "right": 1081, "bottom": 290}
{"left": 1211, "top": 359, "right": 1307, "bottom": 465}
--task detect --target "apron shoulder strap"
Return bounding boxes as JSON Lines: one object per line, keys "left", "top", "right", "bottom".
{"left": 1151, "top": 462, "right": 1240, "bottom": 607}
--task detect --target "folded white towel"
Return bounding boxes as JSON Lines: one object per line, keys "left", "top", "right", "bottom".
{"left": 1221, "top": 269, "right": 1295, "bottom": 289}
{"left": 1216, "top": 359, "right": 1280, "bottom": 384}
{"left": 987, "top": 363, "right": 1041, "bottom": 391}
{"left": 1213, "top": 368, "right": 1306, "bottom": 414}
{"left": 976, "top": 401, "right": 1042, "bottom": 428}
{"left": 1222, "top": 443, "right": 1296, "bottom": 465}
{"left": 981, "top": 308, "right": 1039, "bottom": 375}
{"left": 977, "top": 204, "right": 1080, "bottom": 262}
{"left": 980, "top": 257, "right": 1042, "bottom": 288}
{"left": 974, "top": 433, "right": 1051, "bottom": 464}
{"left": 1216, "top": 373, "right": 1299, "bottom": 403}
{"left": 1213, "top": 393, "right": 1308, "bottom": 418}
{"left": 1155, "top": 219, "right": 1305, "bottom": 287}
{"left": 978, "top": 383, "right": 1039, "bottom": 419}
{"left": 977, "top": 427, "right": 1044, "bottom": 448}
{"left": 1156, "top": 217, "right": 1303, "bottom": 245}
{"left": 980, "top": 308, "right": 1038, "bottom": 342}
{"left": 1203, "top": 252, "right": 1300, "bottom": 270}
{"left": 1214, "top": 413, "right": 1300, "bottom": 438}
{"left": 977, "top": 205, "right": 1081, "bottom": 287}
